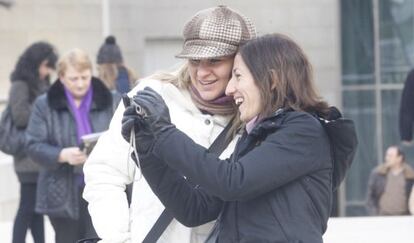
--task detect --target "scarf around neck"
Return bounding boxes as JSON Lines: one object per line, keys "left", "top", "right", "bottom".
{"left": 189, "top": 84, "right": 236, "bottom": 116}
{"left": 64, "top": 86, "right": 93, "bottom": 144}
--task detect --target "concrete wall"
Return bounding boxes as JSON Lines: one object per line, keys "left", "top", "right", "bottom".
{"left": 0, "top": 0, "right": 341, "bottom": 104}
{"left": 0, "top": 0, "right": 342, "bottom": 222}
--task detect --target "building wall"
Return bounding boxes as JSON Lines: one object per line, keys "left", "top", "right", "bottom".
{"left": 0, "top": 0, "right": 341, "bottom": 221}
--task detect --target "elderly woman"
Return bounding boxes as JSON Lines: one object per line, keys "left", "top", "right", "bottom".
{"left": 121, "top": 34, "right": 347, "bottom": 242}
{"left": 26, "top": 48, "right": 117, "bottom": 243}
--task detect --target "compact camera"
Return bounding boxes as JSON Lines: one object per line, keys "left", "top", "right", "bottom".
{"left": 122, "top": 94, "right": 147, "bottom": 117}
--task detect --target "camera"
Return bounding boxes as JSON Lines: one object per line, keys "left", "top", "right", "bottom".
{"left": 122, "top": 94, "right": 147, "bottom": 117}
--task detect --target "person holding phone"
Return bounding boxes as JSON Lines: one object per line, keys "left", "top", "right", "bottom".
{"left": 26, "top": 48, "right": 117, "bottom": 243}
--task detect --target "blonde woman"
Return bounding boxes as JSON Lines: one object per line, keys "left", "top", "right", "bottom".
{"left": 26, "top": 49, "right": 117, "bottom": 243}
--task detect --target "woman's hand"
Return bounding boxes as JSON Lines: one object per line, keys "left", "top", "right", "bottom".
{"left": 58, "top": 147, "right": 87, "bottom": 165}
{"left": 121, "top": 87, "right": 175, "bottom": 154}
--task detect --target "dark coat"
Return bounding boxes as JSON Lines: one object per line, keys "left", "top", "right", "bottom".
{"left": 9, "top": 79, "right": 49, "bottom": 183}
{"left": 140, "top": 110, "right": 333, "bottom": 243}
{"left": 366, "top": 163, "right": 414, "bottom": 215}
{"left": 400, "top": 69, "right": 414, "bottom": 141}
{"left": 26, "top": 77, "right": 116, "bottom": 219}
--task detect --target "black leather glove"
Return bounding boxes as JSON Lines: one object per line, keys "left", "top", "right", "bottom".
{"left": 121, "top": 87, "right": 175, "bottom": 154}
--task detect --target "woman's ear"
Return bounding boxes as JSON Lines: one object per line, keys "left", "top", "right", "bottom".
{"left": 269, "top": 69, "right": 278, "bottom": 90}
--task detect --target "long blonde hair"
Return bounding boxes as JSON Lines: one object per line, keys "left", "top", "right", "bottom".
{"left": 97, "top": 63, "right": 137, "bottom": 91}
{"left": 147, "top": 63, "right": 191, "bottom": 89}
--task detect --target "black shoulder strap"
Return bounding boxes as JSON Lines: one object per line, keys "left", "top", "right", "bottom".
{"left": 142, "top": 119, "right": 235, "bottom": 243}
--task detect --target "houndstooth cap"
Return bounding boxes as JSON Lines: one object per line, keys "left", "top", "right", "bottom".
{"left": 176, "top": 5, "right": 256, "bottom": 60}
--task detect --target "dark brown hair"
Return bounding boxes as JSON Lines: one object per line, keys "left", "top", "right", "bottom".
{"left": 238, "top": 33, "right": 329, "bottom": 119}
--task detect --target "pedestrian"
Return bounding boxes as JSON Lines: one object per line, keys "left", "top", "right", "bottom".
{"left": 83, "top": 5, "right": 256, "bottom": 243}
{"left": 97, "top": 36, "right": 137, "bottom": 94}
{"left": 9, "top": 41, "right": 57, "bottom": 243}
{"left": 121, "top": 33, "right": 339, "bottom": 242}
{"left": 367, "top": 145, "right": 414, "bottom": 215}
{"left": 25, "top": 48, "right": 117, "bottom": 243}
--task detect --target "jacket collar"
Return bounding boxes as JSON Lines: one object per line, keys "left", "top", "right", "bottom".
{"left": 376, "top": 163, "right": 414, "bottom": 179}
{"left": 248, "top": 108, "right": 291, "bottom": 137}
{"left": 47, "top": 77, "right": 112, "bottom": 110}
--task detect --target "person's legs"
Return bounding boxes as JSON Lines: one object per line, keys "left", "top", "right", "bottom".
{"left": 49, "top": 216, "right": 79, "bottom": 243}
{"left": 30, "top": 206, "right": 45, "bottom": 243}
{"left": 12, "top": 182, "right": 44, "bottom": 243}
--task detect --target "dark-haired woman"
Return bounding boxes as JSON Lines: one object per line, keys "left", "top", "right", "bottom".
{"left": 121, "top": 34, "right": 347, "bottom": 242}
{"left": 9, "top": 41, "right": 57, "bottom": 243}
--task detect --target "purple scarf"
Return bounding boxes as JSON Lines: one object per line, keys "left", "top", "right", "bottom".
{"left": 64, "top": 86, "right": 93, "bottom": 144}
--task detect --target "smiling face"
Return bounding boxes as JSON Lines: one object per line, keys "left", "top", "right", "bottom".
{"left": 226, "top": 54, "right": 262, "bottom": 122}
{"left": 60, "top": 65, "right": 92, "bottom": 101}
{"left": 187, "top": 56, "right": 234, "bottom": 101}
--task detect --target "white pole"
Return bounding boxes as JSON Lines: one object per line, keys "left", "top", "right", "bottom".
{"left": 102, "top": 0, "right": 110, "bottom": 37}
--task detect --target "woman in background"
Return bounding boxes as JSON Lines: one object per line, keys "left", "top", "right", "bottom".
{"left": 26, "top": 48, "right": 117, "bottom": 243}
{"left": 97, "top": 36, "right": 137, "bottom": 94}
{"left": 9, "top": 41, "right": 57, "bottom": 243}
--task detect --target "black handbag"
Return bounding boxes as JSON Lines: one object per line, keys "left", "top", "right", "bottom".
{"left": 36, "top": 165, "right": 79, "bottom": 220}
{"left": 0, "top": 105, "right": 26, "bottom": 156}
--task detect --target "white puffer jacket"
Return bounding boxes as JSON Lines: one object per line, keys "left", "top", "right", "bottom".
{"left": 83, "top": 78, "right": 238, "bottom": 243}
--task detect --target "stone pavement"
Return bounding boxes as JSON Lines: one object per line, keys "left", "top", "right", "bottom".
{"left": 1, "top": 215, "right": 413, "bottom": 243}
{"left": 0, "top": 218, "right": 54, "bottom": 243}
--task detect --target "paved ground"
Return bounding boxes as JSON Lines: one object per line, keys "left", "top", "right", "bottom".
{"left": 0, "top": 218, "right": 54, "bottom": 243}
{"left": 1, "top": 215, "right": 414, "bottom": 242}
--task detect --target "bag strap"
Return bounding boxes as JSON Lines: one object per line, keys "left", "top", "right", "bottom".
{"left": 142, "top": 118, "right": 235, "bottom": 243}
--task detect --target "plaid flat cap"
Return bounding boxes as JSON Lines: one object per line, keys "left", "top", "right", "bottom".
{"left": 176, "top": 5, "right": 256, "bottom": 59}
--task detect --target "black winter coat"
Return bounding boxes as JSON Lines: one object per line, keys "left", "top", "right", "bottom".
{"left": 26, "top": 78, "right": 116, "bottom": 219}
{"left": 140, "top": 110, "right": 333, "bottom": 243}
{"left": 9, "top": 79, "right": 49, "bottom": 182}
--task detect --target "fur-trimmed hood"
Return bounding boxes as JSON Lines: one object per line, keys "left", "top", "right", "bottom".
{"left": 47, "top": 77, "right": 112, "bottom": 111}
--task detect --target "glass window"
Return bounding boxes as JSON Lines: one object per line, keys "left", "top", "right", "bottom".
{"left": 381, "top": 89, "right": 403, "bottom": 152}
{"left": 341, "top": 0, "right": 374, "bottom": 85}
{"left": 341, "top": 0, "right": 413, "bottom": 216}
{"left": 343, "top": 90, "right": 377, "bottom": 216}
{"left": 379, "top": 0, "right": 414, "bottom": 84}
